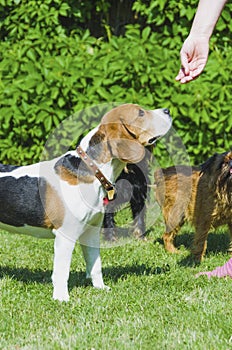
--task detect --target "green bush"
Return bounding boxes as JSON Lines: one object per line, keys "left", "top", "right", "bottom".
{"left": 0, "top": 0, "right": 231, "bottom": 165}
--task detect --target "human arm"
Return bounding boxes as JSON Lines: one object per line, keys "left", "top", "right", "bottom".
{"left": 176, "top": 0, "right": 228, "bottom": 83}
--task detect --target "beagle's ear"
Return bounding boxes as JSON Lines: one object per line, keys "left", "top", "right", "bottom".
{"left": 98, "top": 120, "right": 145, "bottom": 163}
{"left": 111, "top": 139, "right": 145, "bottom": 163}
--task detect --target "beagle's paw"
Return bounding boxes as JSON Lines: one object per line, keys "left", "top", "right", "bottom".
{"left": 53, "top": 287, "right": 70, "bottom": 302}
{"left": 94, "top": 284, "right": 111, "bottom": 291}
{"left": 91, "top": 277, "right": 111, "bottom": 291}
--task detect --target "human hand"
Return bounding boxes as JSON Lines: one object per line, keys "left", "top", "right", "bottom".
{"left": 175, "top": 36, "right": 210, "bottom": 84}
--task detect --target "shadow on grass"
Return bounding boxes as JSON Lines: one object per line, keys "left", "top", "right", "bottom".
{"left": 175, "top": 230, "right": 231, "bottom": 267}
{"left": 154, "top": 231, "right": 194, "bottom": 251}
{"left": 0, "top": 265, "right": 88, "bottom": 288}
{"left": 0, "top": 263, "right": 170, "bottom": 291}
{"left": 1, "top": 230, "right": 229, "bottom": 286}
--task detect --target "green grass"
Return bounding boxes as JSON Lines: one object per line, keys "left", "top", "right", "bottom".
{"left": 1, "top": 212, "right": 232, "bottom": 350}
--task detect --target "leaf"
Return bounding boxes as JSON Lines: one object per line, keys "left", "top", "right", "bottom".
{"left": 142, "top": 27, "right": 151, "bottom": 41}
{"left": 26, "top": 48, "right": 37, "bottom": 62}
{"left": 44, "top": 115, "right": 53, "bottom": 132}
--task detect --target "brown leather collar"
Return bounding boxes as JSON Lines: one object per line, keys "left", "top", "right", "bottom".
{"left": 76, "top": 145, "right": 116, "bottom": 201}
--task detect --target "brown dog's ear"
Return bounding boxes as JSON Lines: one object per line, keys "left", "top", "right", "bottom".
{"left": 110, "top": 139, "right": 145, "bottom": 163}
{"left": 200, "top": 153, "right": 218, "bottom": 174}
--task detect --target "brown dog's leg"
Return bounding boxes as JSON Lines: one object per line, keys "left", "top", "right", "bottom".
{"left": 191, "top": 222, "right": 211, "bottom": 262}
{"left": 163, "top": 226, "right": 180, "bottom": 253}
{"left": 162, "top": 206, "right": 186, "bottom": 253}
{"left": 227, "top": 223, "right": 232, "bottom": 254}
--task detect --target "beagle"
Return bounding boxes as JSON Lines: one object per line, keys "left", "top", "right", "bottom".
{"left": 0, "top": 104, "right": 171, "bottom": 301}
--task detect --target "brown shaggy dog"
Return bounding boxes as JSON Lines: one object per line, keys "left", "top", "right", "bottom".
{"left": 154, "top": 151, "right": 232, "bottom": 262}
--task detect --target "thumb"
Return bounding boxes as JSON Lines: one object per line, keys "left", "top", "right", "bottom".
{"left": 180, "top": 51, "right": 190, "bottom": 75}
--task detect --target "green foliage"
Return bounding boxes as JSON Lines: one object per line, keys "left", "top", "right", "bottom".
{"left": 0, "top": 0, "right": 231, "bottom": 165}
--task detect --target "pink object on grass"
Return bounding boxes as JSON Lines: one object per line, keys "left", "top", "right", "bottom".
{"left": 195, "top": 258, "right": 232, "bottom": 279}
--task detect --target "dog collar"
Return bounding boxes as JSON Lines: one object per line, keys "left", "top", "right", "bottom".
{"left": 76, "top": 145, "right": 116, "bottom": 201}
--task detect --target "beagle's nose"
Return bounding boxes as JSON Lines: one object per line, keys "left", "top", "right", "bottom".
{"left": 163, "top": 108, "right": 170, "bottom": 115}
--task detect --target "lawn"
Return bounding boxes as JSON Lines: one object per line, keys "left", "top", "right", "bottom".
{"left": 1, "top": 206, "right": 232, "bottom": 349}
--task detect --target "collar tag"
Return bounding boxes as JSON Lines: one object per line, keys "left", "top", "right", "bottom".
{"left": 107, "top": 188, "right": 115, "bottom": 201}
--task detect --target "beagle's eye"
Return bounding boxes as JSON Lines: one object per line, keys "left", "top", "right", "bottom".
{"left": 138, "top": 109, "right": 145, "bottom": 117}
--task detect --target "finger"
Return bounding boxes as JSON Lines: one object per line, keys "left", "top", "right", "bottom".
{"left": 190, "top": 67, "right": 203, "bottom": 79}
{"left": 180, "top": 75, "right": 194, "bottom": 84}
{"left": 180, "top": 72, "right": 201, "bottom": 84}
{"left": 175, "top": 67, "right": 187, "bottom": 81}
{"left": 180, "top": 53, "right": 190, "bottom": 76}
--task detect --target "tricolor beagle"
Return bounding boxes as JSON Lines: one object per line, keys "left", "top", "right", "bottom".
{"left": 0, "top": 104, "right": 171, "bottom": 301}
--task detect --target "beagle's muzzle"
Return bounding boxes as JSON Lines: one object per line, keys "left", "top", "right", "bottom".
{"left": 0, "top": 104, "right": 171, "bottom": 301}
